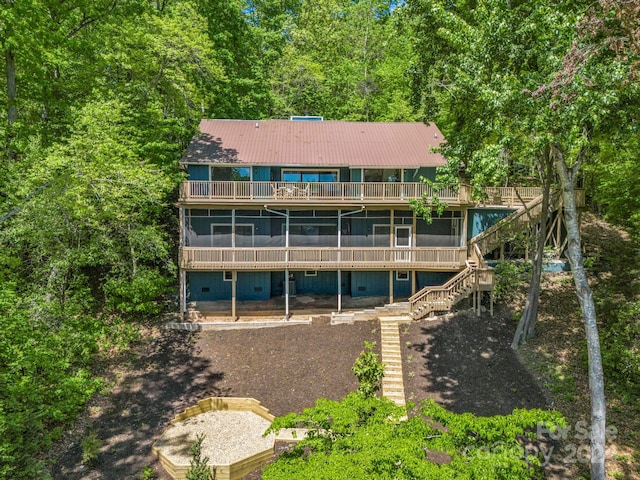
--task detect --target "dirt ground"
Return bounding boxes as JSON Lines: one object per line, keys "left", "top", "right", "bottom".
{"left": 401, "top": 306, "right": 551, "bottom": 416}
{"left": 48, "top": 306, "right": 552, "bottom": 480}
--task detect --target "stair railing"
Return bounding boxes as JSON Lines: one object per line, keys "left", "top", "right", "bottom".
{"left": 468, "top": 191, "right": 561, "bottom": 258}
{"left": 408, "top": 266, "right": 477, "bottom": 320}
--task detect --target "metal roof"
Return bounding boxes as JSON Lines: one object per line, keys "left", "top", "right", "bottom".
{"left": 181, "top": 119, "right": 446, "bottom": 168}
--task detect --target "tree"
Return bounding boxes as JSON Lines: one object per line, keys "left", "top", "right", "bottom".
{"left": 269, "top": 0, "right": 418, "bottom": 121}
{"left": 406, "top": 1, "right": 628, "bottom": 476}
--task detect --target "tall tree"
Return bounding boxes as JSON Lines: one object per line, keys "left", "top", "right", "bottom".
{"left": 270, "top": 0, "right": 418, "bottom": 121}
{"left": 407, "top": 1, "right": 625, "bottom": 476}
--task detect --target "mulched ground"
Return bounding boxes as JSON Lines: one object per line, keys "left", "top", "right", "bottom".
{"left": 401, "top": 306, "right": 551, "bottom": 416}
{"left": 49, "top": 308, "right": 549, "bottom": 480}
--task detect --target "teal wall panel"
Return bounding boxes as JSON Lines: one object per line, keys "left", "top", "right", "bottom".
{"left": 467, "top": 208, "right": 515, "bottom": 239}
{"left": 293, "top": 271, "right": 338, "bottom": 295}
{"left": 393, "top": 274, "right": 412, "bottom": 297}
{"left": 416, "top": 271, "right": 454, "bottom": 289}
{"left": 237, "top": 272, "right": 270, "bottom": 301}
{"left": 187, "top": 272, "right": 229, "bottom": 301}
{"left": 351, "top": 271, "right": 388, "bottom": 297}
{"left": 405, "top": 167, "right": 437, "bottom": 182}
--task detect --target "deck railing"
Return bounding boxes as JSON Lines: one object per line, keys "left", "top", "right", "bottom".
{"left": 482, "top": 187, "right": 542, "bottom": 206}
{"left": 180, "top": 181, "right": 467, "bottom": 204}
{"left": 178, "top": 181, "right": 565, "bottom": 207}
{"left": 180, "top": 246, "right": 467, "bottom": 270}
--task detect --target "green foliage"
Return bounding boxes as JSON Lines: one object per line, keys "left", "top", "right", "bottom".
{"left": 596, "top": 297, "right": 640, "bottom": 406}
{"left": 265, "top": 345, "right": 564, "bottom": 479}
{"left": 186, "top": 433, "right": 215, "bottom": 480}
{"left": 352, "top": 342, "right": 384, "bottom": 398}
{"left": 0, "top": 284, "right": 105, "bottom": 478}
{"left": 80, "top": 432, "right": 102, "bottom": 465}
{"left": 104, "top": 268, "right": 174, "bottom": 316}
{"left": 264, "top": 394, "right": 564, "bottom": 480}
{"left": 409, "top": 177, "right": 451, "bottom": 224}
{"left": 139, "top": 466, "right": 157, "bottom": 480}
{"left": 493, "top": 261, "right": 532, "bottom": 300}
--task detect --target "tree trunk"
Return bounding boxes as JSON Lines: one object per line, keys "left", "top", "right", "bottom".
{"left": 553, "top": 143, "right": 606, "bottom": 480}
{"left": 511, "top": 155, "right": 552, "bottom": 348}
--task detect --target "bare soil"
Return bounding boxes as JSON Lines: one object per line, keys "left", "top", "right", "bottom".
{"left": 49, "top": 310, "right": 550, "bottom": 480}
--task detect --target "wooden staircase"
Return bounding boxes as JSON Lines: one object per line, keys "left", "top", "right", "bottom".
{"left": 467, "top": 190, "right": 562, "bottom": 258}
{"left": 408, "top": 191, "right": 562, "bottom": 320}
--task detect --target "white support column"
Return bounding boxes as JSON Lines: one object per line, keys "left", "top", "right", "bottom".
{"left": 231, "top": 271, "right": 237, "bottom": 320}
{"left": 231, "top": 209, "right": 236, "bottom": 247}
{"left": 285, "top": 268, "right": 290, "bottom": 319}
{"left": 338, "top": 269, "right": 342, "bottom": 313}
{"left": 461, "top": 208, "right": 468, "bottom": 248}
{"left": 179, "top": 208, "right": 186, "bottom": 317}
{"left": 390, "top": 209, "right": 395, "bottom": 305}
{"left": 338, "top": 210, "right": 341, "bottom": 312}
{"left": 180, "top": 270, "right": 187, "bottom": 317}
{"left": 490, "top": 292, "right": 494, "bottom": 317}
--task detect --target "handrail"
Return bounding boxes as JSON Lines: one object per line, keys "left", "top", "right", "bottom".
{"left": 468, "top": 191, "right": 563, "bottom": 258}
{"left": 409, "top": 266, "right": 476, "bottom": 319}
{"left": 408, "top": 266, "right": 472, "bottom": 303}
{"left": 180, "top": 180, "right": 463, "bottom": 203}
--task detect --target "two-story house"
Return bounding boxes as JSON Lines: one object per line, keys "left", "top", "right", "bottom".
{"left": 177, "top": 118, "right": 565, "bottom": 321}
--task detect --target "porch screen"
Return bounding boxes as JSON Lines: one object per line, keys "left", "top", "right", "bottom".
{"left": 288, "top": 224, "right": 337, "bottom": 247}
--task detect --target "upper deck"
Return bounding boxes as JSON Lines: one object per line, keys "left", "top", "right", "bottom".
{"left": 178, "top": 183, "right": 555, "bottom": 208}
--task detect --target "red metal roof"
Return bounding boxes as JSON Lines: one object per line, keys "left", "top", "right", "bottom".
{"left": 181, "top": 119, "right": 446, "bottom": 168}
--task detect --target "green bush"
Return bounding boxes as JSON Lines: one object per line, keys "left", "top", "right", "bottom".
{"left": 186, "top": 433, "right": 215, "bottom": 480}
{"left": 263, "top": 350, "right": 565, "bottom": 479}
{"left": 352, "top": 342, "right": 384, "bottom": 398}
{"left": 598, "top": 298, "right": 640, "bottom": 406}
{"left": 81, "top": 432, "right": 102, "bottom": 465}
{"left": 493, "top": 261, "right": 532, "bottom": 300}
{"left": 104, "top": 267, "right": 173, "bottom": 316}
{"left": 264, "top": 395, "right": 564, "bottom": 480}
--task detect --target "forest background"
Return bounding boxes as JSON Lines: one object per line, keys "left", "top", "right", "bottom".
{"left": 0, "top": 0, "right": 638, "bottom": 478}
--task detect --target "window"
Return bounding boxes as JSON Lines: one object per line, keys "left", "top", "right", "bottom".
{"left": 223, "top": 271, "right": 233, "bottom": 281}
{"left": 211, "top": 167, "right": 251, "bottom": 181}
{"left": 305, "top": 271, "right": 317, "bottom": 277}
{"left": 396, "top": 271, "right": 409, "bottom": 281}
{"left": 364, "top": 169, "right": 400, "bottom": 182}
{"left": 282, "top": 169, "right": 338, "bottom": 182}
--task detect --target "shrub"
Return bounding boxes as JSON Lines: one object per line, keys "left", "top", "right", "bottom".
{"left": 185, "top": 433, "right": 215, "bottom": 480}
{"left": 81, "top": 432, "right": 102, "bottom": 465}
{"left": 352, "top": 342, "right": 384, "bottom": 398}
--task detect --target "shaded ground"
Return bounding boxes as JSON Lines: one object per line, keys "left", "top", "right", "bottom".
{"left": 401, "top": 307, "right": 551, "bottom": 416}
{"left": 49, "top": 308, "right": 551, "bottom": 479}
{"left": 49, "top": 320, "right": 378, "bottom": 479}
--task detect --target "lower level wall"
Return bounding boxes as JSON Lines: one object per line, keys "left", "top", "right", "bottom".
{"left": 186, "top": 270, "right": 458, "bottom": 303}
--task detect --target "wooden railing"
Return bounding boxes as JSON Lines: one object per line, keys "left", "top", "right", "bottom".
{"left": 180, "top": 247, "right": 467, "bottom": 270}
{"left": 178, "top": 181, "right": 569, "bottom": 208}
{"left": 409, "top": 267, "right": 476, "bottom": 319}
{"left": 483, "top": 187, "right": 542, "bottom": 206}
{"left": 179, "top": 181, "right": 468, "bottom": 204}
